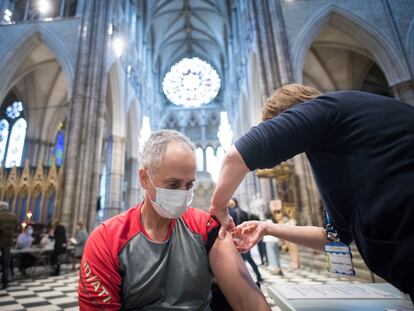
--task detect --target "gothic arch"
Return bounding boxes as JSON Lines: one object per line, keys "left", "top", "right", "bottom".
{"left": 160, "top": 111, "right": 178, "bottom": 129}
{"left": 291, "top": 6, "right": 410, "bottom": 86}
{"left": 184, "top": 111, "right": 201, "bottom": 128}
{"left": 0, "top": 25, "right": 74, "bottom": 103}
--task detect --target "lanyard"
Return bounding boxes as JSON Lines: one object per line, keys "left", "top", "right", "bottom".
{"left": 324, "top": 210, "right": 340, "bottom": 242}
{"left": 324, "top": 210, "right": 355, "bottom": 275}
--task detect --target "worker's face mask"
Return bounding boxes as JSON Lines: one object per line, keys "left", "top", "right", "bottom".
{"left": 146, "top": 170, "right": 194, "bottom": 219}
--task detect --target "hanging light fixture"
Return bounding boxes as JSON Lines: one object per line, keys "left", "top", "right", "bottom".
{"left": 3, "top": 9, "right": 12, "bottom": 23}
{"left": 112, "top": 36, "right": 125, "bottom": 58}
{"left": 38, "top": 0, "right": 51, "bottom": 15}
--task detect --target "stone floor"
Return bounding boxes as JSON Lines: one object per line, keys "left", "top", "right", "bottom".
{"left": 0, "top": 268, "right": 78, "bottom": 311}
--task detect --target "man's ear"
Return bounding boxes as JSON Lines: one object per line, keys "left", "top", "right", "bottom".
{"left": 139, "top": 168, "right": 149, "bottom": 190}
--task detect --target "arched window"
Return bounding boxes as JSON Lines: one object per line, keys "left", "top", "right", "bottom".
{"left": 55, "top": 129, "right": 65, "bottom": 166}
{"left": 49, "top": 123, "right": 65, "bottom": 166}
{"left": 0, "top": 120, "right": 10, "bottom": 162}
{"left": 162, "top": 57, "right": 221, "bottom": 107}
{"left": 206, "top": 146, "right": 215, "bottom": 174}
{"left": 0, "top": 100, "right": 27, "bottom": 167}
{"left": 196, "top": 147, "right": 204, "bottom": 172}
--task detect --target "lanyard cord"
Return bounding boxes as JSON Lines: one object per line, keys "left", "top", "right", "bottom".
{"left": 324, "top": 210, "right": 340, "bottom": 243}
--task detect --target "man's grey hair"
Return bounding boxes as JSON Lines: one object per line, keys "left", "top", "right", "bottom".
{"left": 0, "top": 201, "right": 9, "bottom": 211}
{"left": 140, "top": 129, "right": 195, "bottom": 173}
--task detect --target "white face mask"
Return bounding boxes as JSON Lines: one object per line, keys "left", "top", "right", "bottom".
{"left": 146, "top": 171, "right": 194, "bottom": 219}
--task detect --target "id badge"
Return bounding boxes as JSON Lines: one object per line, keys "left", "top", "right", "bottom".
{"left": 325, "top": 242, "right": 355, "bottom": 276}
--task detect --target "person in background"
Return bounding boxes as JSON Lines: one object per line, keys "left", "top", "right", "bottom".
{"left": 15, "top": 226, "right": 36, "bottom": 276}
{"left": 39, "top": 225, "right": 55, "bottom": 273}
{"left": 0, "top": 201, "right": 17, "bottom": 289}
{"left": 40, "top": 225, "right": 55, "bottom": 251}
{"left": 249, "top": 194, "right": 268, "bottom": 266}
{"left": 228, "top": 197, "right": 262, "bottom": 283}
{"left": 51, "top": 219, "right": 67, "bottom": 276}
{"left": 263, "top": 219, "right": 283, "bottom": 276}
{"left": 71, "top": 221, "right": 88, "bottom": 270}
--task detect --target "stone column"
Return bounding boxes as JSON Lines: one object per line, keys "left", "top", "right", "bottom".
{"left": 251, "top": 0, "right": 294, "bottom": 95}
{"left": 104, "top": 135, "right": 126, "bottom": 219}
{"left": 393, "top": 80, "right": 414, "bottom": 105}
{"left": 251, "top": 0, "right": 279, "bottom": 96}
{"left": 76, "top": 0, "right": 85, "bottom": 17}
{"left": 125, "top": 157, "right": 140, "bottom": 209}
{"left": 243, "top": 172, "right": 256, "bottom": 211}
{"left": 0, "top": 1, "right": 8, "bottom": 15}
{"left": 292, "top": 154, "right": 323, "bottom": 226}
{"left": 259, "top": 177, "right": 272, "bottom": 203}
{"left": 60, "top": 0, "right": 111, "bottom": 234}
{"left": 267, "top": 0, "right": 293, "bottom": 85}
{"left": 200, "top": 117, "right": 207, "bottom": 173}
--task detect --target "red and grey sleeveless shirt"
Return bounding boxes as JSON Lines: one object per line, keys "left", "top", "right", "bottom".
{"left": 78, "top": 202, "right": 219, "bottom": 310}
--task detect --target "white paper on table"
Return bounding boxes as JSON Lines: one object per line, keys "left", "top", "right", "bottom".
{"left": 275, "top": 284, "right": 401, "bottom": 300}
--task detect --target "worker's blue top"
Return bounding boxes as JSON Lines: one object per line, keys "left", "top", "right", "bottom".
{"left": 235, "top": 91, "right": 414, "bottom": 294}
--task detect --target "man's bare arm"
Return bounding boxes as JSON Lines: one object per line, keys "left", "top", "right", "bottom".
{"left": 209, "top": 232, "right": 271, "bottom": 311}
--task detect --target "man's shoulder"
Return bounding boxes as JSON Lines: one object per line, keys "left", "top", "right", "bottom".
{"left": 181, "top": 208, "right": 219, "bottom": 242}
{"left": 88, "top": 204, "right": 142, "bottom": 253}
{"left": 181, "top": 207, "right": 210, "bottom": 228}
{"left": 184, "top": 207, "right": 209, "bottom": 218}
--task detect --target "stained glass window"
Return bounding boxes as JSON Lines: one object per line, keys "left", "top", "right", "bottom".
{"left": 205, "top": 146, "right": 226, "bottom": 183}
{"left": 205, "top": 146, "right": 215, "bottom": 175}
{"left": 0, "top": 119, "right": 9, "bottom": 162}
{"left": 162, "top": 57, "right": 221, "bottom": 107}
{"left": 6, "top": 101, "right": 23, "bottom": 119}
{"left": 196, "top": 147, "right": 204, "bottom": 172}
{"left": 0, "top": 99, "right": 27, "bottom": 167}
{"left": 55, "top": 131, "right": 64, "bottom": 166}
{"left": 5, "top": 118, "right": 27, "bottom": 167}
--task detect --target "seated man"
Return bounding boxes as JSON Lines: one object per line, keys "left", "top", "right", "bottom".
{"left": 78, "top": 130, "right": 270, "bottom": 310}
{"left": 15, "top": 226, "right": 36, "bottom": 275}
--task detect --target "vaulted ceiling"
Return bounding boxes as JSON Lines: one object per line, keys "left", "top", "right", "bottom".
{"left": 144, "top": 0, "right": 231, "bottom": 82}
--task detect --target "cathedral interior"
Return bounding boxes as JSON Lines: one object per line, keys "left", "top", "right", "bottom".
{"left": 0, "top": 0, "right": 414, "bottom": 302}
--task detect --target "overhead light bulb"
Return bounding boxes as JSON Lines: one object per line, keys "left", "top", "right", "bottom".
{"left": 113, "top": 37, "right": 125, "bottom": 58}
{"left": 38, "top": 0, "right": 51, "bottom": 15}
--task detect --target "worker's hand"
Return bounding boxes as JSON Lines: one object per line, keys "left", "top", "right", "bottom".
{"left": 232, "top": 221, "right": 268, "bottom": 253}
{"left": 209, "top": 205, "right": 235, "bottom": 240}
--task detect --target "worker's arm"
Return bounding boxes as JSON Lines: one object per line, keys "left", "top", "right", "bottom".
{"left": 210, "top": 145, "right": 250, "bottom": 238}
{"left": 234, "top": 220, "right": 329, "bottom": 252}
